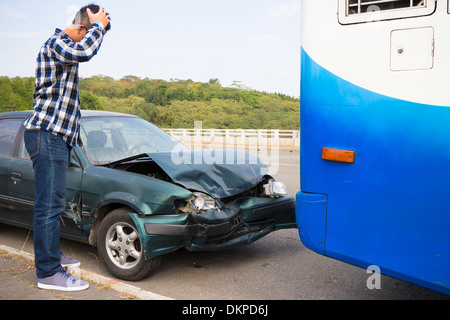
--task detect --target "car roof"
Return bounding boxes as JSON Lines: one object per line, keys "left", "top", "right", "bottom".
{"left": 0, "top": 110, "right": 33, "bottom": 119}
{"left": 0, "top": 110, "right": 138, "bottom": 119}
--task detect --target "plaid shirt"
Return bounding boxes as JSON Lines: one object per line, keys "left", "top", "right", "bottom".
{"left": 24, "top": 22, "right": 105, "bottom": 147}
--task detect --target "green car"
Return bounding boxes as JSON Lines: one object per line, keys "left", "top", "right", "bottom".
{"left": 0, "top": 111, "right": 296, "bottom": 281}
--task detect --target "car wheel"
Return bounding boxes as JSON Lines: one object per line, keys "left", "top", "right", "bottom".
{"left": 97, "top": 208, "right": 162, "bottom": 281}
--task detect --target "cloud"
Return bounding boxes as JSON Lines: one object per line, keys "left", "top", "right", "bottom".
{"left": 0, "top": 31, "right": 40, "bottom": 39}
{"left": 0, "top": 6, "right": 28, "bottom": 19}
{"left": 251, "top": 34, "right": 276, "bottom": 41}
{"left": 267, "top": 1, "right": 301, "bottom": 19}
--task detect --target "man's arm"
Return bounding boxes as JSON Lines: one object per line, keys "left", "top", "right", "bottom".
{"left": 54, "top": 23, "right": 105, "bottom": 64}
{"left": 53, "top": 7, "right": 110, "bottom": 64}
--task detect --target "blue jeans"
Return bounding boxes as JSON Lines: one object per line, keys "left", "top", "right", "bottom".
{"left": 24, "top": 129, "right": 72, "bottom": 278}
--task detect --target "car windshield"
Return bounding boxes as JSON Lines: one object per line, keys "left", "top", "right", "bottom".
{"left": 80, "top": 116, "right": 186, "bottom": 165}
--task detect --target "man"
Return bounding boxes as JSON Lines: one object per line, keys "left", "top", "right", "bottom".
{"left": 23, "top": 4, "right": 111, "bottom": 291}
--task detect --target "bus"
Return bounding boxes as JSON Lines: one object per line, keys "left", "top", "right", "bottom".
{"left": 296, "top": 0, "right": 450, "bottom": 295}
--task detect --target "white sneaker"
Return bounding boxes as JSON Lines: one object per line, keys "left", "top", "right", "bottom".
{"left": 37, "top": 270, "right": 89, "bottom": 292}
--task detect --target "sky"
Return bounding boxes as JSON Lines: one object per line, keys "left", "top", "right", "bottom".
{"left": 0, "top": 1, "right": 301, "bottom": 97}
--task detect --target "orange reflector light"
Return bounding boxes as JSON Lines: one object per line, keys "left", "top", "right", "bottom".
{"left": 322, "top": 148, "right": 355, "bottom": 164}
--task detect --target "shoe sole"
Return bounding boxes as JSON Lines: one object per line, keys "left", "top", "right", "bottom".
{"left": 37, "top": 282, "right": 89, "bottom": 292}
{"left": 61, "top": 262, "right": 81, "bottom": 268}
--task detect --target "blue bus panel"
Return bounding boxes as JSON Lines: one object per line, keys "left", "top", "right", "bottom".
{"left": 296, "top": 49, "right": 450, "bottom": 295}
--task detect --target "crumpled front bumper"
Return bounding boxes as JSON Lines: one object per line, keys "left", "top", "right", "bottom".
{"left": 130, "top": 197, "right": 296, "bottom": 259}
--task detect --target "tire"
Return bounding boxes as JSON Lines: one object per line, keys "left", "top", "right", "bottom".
{"left": 97, "top": 208, "right": 162, "bottom": 281}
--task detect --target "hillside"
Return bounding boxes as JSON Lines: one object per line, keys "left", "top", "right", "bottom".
{"left": 0, "top": 76, "right": 300, "bottom": 130}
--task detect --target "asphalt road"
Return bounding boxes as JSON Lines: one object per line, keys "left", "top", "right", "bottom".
{"left": 0, "top": 151, "right": 448, "bottom": 300}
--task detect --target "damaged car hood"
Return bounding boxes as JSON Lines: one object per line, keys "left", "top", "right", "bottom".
{"left": 148, "top": 149, "right": 268, "bottom": 198}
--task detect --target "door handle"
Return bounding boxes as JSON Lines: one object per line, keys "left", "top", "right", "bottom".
{"left": 11, "top": 172, "right": 22, "bottom": 180}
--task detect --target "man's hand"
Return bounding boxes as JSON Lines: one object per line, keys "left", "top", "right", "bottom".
{"left": 87, "top": 7, "right": 110, "bottom": 29}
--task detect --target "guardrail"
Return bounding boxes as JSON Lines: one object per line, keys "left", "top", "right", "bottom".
{"left": 163, "top": 128, "right": 300, "bottom": 150}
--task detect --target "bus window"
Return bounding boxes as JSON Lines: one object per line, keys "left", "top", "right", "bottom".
{"left": 348, "top": 0, "right": 425, "bottom": 15}
{"left": 338, "top": 0, "right": 436, "bottom": 24}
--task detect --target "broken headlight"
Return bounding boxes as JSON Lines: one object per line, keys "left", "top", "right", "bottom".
{"left": 263, "top": 179, "right": 287, "bottom": 198}
{"left": 178, "top": 192, "right": 216, "bottom": 213}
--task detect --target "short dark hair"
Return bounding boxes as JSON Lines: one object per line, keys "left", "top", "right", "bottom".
{"left": 73, "top": 4, "right": 111, "bottom": 32}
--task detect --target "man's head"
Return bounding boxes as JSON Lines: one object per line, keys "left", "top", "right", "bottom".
{"left": 73, "top": 4, "right": 111, "bottom": 32}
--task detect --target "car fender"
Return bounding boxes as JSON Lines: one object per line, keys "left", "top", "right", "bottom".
{"left": 129, "top": 212, "right": 190, "bottom": 259}
{"left": 101, "top": 191, "right": 153, "bottom": 215}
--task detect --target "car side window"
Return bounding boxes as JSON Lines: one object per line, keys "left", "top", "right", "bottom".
{"left": 17, "top": 131, "right": 30, "bottom": 160}
{"left": 0, "top": 119, "right": 23, "bottom": 157}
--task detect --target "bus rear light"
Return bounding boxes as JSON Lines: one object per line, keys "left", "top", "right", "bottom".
{"left": 322, "top": 148, "right": 355, "bottom": 164}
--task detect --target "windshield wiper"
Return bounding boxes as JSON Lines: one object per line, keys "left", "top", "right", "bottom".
{"left": 107, "top": 153, "right": 151, "bottom": 168}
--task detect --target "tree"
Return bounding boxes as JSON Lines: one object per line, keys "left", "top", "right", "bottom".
{"left": 80, "top": 90, "right": 103, "bottom": 110}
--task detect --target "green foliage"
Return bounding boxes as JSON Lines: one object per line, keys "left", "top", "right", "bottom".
{"left": 0, "top": 75, "right": 300, "bottom": 129}
{"left": 79, "top": 90, "right": 103, "bottom": 110}
{"left": 0, "top": 76, "right": 34, "bottom": 112}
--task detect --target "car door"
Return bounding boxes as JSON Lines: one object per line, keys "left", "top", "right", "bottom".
{"left": 0, "top": 117, "right": 25, "bottom": 222}
{"left": 8, "top": 127, "right": 85, "bottom": 237}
